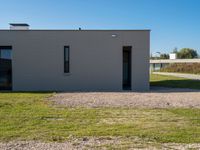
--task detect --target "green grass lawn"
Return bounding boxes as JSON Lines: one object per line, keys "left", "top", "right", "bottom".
{"left": 150, "top": 73, "right": 200, "bottom": 89}
{"left": 0, "top": 92, "right": 200, "bottom": 144}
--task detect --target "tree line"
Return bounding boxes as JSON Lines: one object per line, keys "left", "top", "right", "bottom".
{"left": 151, "top": 48, "right": 199, "bottom": 59}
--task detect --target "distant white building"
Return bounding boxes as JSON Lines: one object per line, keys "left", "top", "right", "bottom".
{"left": 150, "top": 58, "right": 200, "bottom": 71}
{"left": 169, "top": 53, "right": 177, "bottom": 60}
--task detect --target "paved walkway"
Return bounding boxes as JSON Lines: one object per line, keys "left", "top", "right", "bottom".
{"left": 153, "top": 72, "right": 200, "bottom": 80}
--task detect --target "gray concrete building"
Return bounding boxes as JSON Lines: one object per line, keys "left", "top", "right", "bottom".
{"left": 0, "top": 24, "right": 150, "bottom": 91}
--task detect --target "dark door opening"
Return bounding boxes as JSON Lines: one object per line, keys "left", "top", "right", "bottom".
{"left": 0, "top": 46, "right": 12, "bottom": 90}
{"left": 123, "top": 46, "right": 131, "bottom": 90}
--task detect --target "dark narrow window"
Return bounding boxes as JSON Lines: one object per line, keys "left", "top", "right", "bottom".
{"left": 64, "top": 46, "right": 70, "bottom": 73}
{"left": 123, "top": 46, "right": 132, "bottom": 90}
{"left": 0, "top": 46, "right": 12, "bottom": 90}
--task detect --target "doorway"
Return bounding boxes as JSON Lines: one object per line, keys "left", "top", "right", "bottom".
{"left": 0, "top": 46, "right": 12, "bottom": 90}
{"left": 123, "top": 46, "right": 131, "bottom": 90}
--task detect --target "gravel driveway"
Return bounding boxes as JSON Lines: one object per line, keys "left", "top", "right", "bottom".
{"left": 49, "top": 87, "right": 200, "bottom": 108}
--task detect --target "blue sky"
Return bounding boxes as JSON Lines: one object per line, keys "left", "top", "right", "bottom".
{"left": 0, "top": 0, "right": 200, "bottom": 54}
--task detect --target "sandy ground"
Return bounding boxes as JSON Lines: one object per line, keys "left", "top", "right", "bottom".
{"left": 49, "top": 87, "right": 200, "bottom": 108}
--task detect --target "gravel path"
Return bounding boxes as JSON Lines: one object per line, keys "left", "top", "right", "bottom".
{"left": 49, "top": 87, "right": 200, "bottom": 108}
{"left": 153, "top": 72, "right": 200, "bottom": 80}
{"left": 1, "top": 138, "right": 200, "bottom": 150}
{"left": 0, "top": 141, "right": 73, "bottom": 150}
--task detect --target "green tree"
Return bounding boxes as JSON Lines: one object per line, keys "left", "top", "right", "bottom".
{"left": 177, "top": 48, "right": 198, "bottom": 59}
{"left": 172, "top": 47, "right": 178, "bottom": 53}
{"left": 160, "top": 53, "right": 169, "bottom": 59}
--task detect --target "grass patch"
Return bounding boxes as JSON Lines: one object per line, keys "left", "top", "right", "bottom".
{"left": 150, "top": 74, "right": 200, "bottom": 89}
{"left": 0, "top": 92, "right": 200, "bottom": 143}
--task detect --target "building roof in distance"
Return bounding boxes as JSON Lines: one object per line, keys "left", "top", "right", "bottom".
{"left": 9, "top": 23, "right": 30, "bottom": 27}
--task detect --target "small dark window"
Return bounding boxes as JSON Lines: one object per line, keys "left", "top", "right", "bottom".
{"left": 0, "top": 46, "right": 12, "bottom": 60}
{"left": 0, "top": 46, "right": 12, "bottom": 90}
{"left": 64, "top": 46, "right": 70, "bottom": 73}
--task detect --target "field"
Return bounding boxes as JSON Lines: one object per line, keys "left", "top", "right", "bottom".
{"left": 0, "top": 75, "right": 200, "bottom": 149}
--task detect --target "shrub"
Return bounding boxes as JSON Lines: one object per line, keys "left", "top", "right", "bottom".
{"left": 160, "top": 63, "right": 200, "bottom": 74}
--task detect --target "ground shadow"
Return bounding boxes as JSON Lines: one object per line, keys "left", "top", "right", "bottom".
{"left": 0, "top": 91, "right": 53, "bottom": 94}
{"left": 150, "top": 79, "right": 200, "bottom": 93}
{"left": 1, "top": 79, "right": 200, "bottom": 94}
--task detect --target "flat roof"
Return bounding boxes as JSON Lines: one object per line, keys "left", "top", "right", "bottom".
{"left": 150, "top": 59, "right": 200, "bottom": 64}
{"left": 9, "top": 23, "right": 30, "bottom": 26}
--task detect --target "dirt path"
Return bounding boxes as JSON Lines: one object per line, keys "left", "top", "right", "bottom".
{"left": 49, "top": 87, "right": 200, "bottom": 108}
